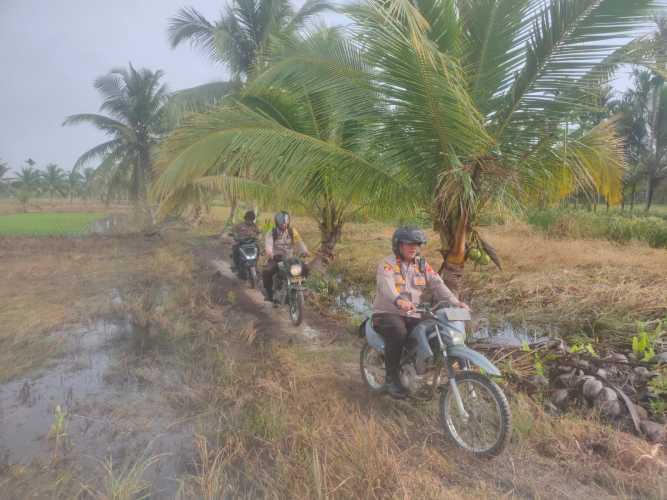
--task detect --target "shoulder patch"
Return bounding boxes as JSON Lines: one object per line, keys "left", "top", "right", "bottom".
{"left": 383, "top": 263, "right": 393, "bottom": 272}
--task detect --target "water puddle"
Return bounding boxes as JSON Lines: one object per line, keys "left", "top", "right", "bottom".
{"left": 335, "top": 290, "right": 373, "bottom": 317}
{"left": 472, "top": 321, "right": 560, "bottom": 348}
{"left": 333, "top": 289, "right": 558, "bottom": 348}
{"left": 87, "top": 214, "right": 130, "bottom": 234}
{"left": 0, "top": 318, "right": 192, "bottom": 497}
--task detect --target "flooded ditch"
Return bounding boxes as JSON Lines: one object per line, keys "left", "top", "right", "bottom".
{"left": 0, "top": 317, "right": 194, "bottom": 497}
{"left": 334, "top": 288, "right": 559, "bottom": 346}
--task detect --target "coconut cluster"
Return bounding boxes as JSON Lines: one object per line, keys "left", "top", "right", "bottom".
{"left": 545, "top": 353, "right": 666, "bottom": 443}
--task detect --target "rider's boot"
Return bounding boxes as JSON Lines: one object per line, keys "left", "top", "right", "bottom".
{"left": 385, "top": 375, "right": 408, "bottom": 399}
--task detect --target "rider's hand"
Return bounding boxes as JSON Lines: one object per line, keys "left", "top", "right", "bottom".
{"left": 396, "top": 298, "right": 416, "bottom": 312}
{"left": 266, "top": 251, "right": 273, "bottom": 260}
{"left": 456, "top": 301, "right": 471, "bottom": 312}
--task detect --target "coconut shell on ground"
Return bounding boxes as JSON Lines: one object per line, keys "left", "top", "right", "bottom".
{"left": 640, "top": 420, "right": 666, "bottom": 443}
{"left": 582, "top": 378, "right": 604, "bottom": 401}
{"left": 551, "top": 389, "right": 570, "bottom": 409}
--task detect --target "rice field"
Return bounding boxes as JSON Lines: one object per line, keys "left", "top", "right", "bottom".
{"left": 0, "top": 212, "right": 105, "bottom": 236}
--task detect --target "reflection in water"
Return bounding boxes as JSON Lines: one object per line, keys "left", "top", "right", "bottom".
{"left": 0, "top": 317, "right": 191, "bottom": 498}
{"left": 335, "top": 290, "right": 557, "bottom": 347}
{"left": 87, "top": 214, "right": 130, "bottom": 234}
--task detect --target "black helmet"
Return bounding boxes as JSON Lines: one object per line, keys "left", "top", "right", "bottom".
{"left": 274, "top": 211, "right": 290, "bottom": 227}
{"left": 392, "top": 225, "right": 427, "bottom": 256}
{"left": 244, "top": 210, "right": 256, "bottom": 223}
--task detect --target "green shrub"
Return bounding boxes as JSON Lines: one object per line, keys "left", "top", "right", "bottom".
{"left": 527, "top": 209, "right": 667, "bottom": 249}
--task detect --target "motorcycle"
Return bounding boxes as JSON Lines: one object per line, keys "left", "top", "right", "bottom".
{"left": 232, "top": 237, "right": 260, "bottom": 288}
{"left": 359, "top": 302, "right": 512, "bottom": 457}
{"left": 272, "top": 256, "right": 306, "bottom": 326}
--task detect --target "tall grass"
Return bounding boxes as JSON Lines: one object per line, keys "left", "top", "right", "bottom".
{"left": 527, "top": 209, "right": 667, "bottom": 248}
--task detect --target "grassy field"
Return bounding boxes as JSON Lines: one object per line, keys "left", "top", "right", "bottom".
{"left": 0, "top": 212, "right": 105, "bottom": 236}
{"left": 1, "top": 204, "right": 666, "bottom": 498}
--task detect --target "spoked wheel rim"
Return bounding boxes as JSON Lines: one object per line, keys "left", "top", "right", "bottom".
{"left": 289, "top": 290, "right": 303, "bottom": 325}
{"left": 442, "top": 377, "right": 504, "bottom": 454}
{"left": 361, "top": 344, "right": 386, "bottom": 390}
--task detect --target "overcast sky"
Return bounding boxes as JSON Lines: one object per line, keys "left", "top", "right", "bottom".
{"left": 0, "top": 1, "right": 297, "bottom": 173}
{"left": 0, "top": 1, "right": 656, "bottom": 174}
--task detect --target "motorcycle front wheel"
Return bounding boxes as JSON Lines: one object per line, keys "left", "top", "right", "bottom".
{"left": 440, "top": 371, "right": 511, "bottom": 458}
{"left": 289, "top": 289, "right": 304, "bottom": 326}
{"left": 248, "top": 266, "right": 257, "bottom": 289}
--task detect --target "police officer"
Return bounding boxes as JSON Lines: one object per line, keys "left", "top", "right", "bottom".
{"left": 231, "top": 210, "right": 260, "bottom": 270}
{"left": 263, "top": 211, "right": 309, "bottom": 301}
{"left": 372, "top": 225, "right": 470, "bottom": 399}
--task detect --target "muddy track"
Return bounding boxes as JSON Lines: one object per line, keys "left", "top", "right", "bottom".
{"left": 192, "top": 236, "right": 343, "bottom": 345}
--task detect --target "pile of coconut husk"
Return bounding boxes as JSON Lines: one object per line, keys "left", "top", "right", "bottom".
{"left": 473, "top": 338, "right": 667, "bottom": 444}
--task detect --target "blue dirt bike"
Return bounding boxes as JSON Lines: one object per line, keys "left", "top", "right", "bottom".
{"left": 360, "top": 302, "right": 511, "bottom": 457}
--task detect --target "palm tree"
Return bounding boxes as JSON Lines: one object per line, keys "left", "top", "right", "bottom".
{"left": 66, "top": 168, "right": 83, "bottom": 201}
{"left": 156, "top": 1, "right": 659, "bottom": 289}
{"left": 14, "top": 165, "right": 42, "bottom": 191}
{"left": 619, "top": 69, "right": 667, "bottom": 211}
{"left": 251, "top": 0, "right": 655, "bottom": 289}
{"left": 81, "top": 168, "right": 97, "bottom": 201}
{"left": 165, "top": 0, "right": 333, "bottom": 223}
{"left": 0, "top": 160, "right": 11, "bottom": 195}
{"left": 168, "top": 0, "right": 332, "bottom": 81}
{"left": 63, "top": 64, "right": 169, "bottom": 202}
{"left": 42, "top": 163, "right": 66, "bottom": 201}
{"left": 13, "top": 165, "right": 42, "bottom": 211}
{"left": 154, "top": 28, "right": 406, "bottom": 262}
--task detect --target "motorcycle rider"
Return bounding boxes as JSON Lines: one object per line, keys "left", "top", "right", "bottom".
{"left": 373, "top": 225, "right": 470, "bottom": 399}
{"left": 231, "top": 210, "right": 260, "bottom": 271}
{"left": 263, "top": 211, "right": 309, "bottom": 302}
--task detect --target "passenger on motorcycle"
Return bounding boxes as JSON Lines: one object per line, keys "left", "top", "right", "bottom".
{"left": 373, "top": 225, "right": 470, "bottom": 399}
{"left": 231, "top": 210, "right": 260, "bottom": 270}
{"left": 263, "top": 211, "right": 309, "bottom": 301}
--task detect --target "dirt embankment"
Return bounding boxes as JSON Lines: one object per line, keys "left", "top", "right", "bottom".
{"left": 1, "top": 230, "right": 665, "bottom": 499}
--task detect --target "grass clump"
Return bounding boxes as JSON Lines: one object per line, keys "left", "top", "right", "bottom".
{"left": 0, "top": 212, "right": 105, "bottom": 236}
{"left": 527, "top": 209, "right": 667, "bottom": 248}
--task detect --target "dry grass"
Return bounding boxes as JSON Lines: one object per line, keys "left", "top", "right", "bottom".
{"left": 469, "top": 223, "right": 667, "bottom": 338}
{"left": 0, "top": 235, "right": 159, "bottom": 381}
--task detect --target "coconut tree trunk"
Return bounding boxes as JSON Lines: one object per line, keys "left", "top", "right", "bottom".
{"left": 310, "top": 202, "right": 345, "bottom": 271}
{"left": 436, "top": 212, "right": 468, "bottom": 295}
{"left": 226, "top": 196, "right": 238, "bottom": 226}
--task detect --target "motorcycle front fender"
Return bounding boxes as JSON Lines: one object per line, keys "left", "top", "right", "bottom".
{"left": 447, "top": 345, "right": 501, "bottom": 377}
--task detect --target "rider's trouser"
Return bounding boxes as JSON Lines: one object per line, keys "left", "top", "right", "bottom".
{"left": 372, "top": 313, "right": 420, "bottom": 382}
{"left": 262, "top": 257, "right": 282, "bottom": 298}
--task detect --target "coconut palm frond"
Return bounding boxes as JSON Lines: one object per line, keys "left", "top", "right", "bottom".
{"left": 495, "top": 0, "right": 657, "bottom": 140}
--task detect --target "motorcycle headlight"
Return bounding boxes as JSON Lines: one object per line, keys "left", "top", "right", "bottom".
{"left": 289, "top": 263, "right": 303, "bottom": 276}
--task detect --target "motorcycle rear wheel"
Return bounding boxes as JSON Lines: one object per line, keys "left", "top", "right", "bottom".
{"left": 439, "top": 371, "right": 511, "bottom": 458}
{"left": 360, "top": 342, "right": 386, "bottom": 392}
